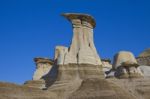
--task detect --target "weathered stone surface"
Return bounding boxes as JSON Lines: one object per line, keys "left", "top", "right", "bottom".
{"left": 109, "top": 78, "right": 150, "bottom": 99}
{"left": 33, "top": 57, "right": 54, "bottom": 80}
{"left": 137, "top": 48, "right": 150, "bottom": 66}
{"left": 54, "top": 46, "right": 68, "bottom": 65}
{"left": 113, "top": 51, "right": 143, "bottom": 78}
{"left": 60, "top": 13, "right": 102, "bottom": 65}
{"left": 101, "top": 59, "right": 112, "bottom": 75}
{"left": 24, "top": 79, "right": 46, "bottom": 89}
{"left": 69, "top": 78, "right": 136, "bottom": 99}
{"left": 48, "top": 14, "right": 105, "bottom": 94}
{"left": 102, "top": 59, "right": 112, "bottom": 68}
{"left": 138, "top": 65, "right": 150, "bottom": 77}
{"left": 139, "top": 48, "right": 150, "bottom": 57}
{"left": 0, "top": 79, "right": 143, "bottom": 99}
{"left": 113, "top": 51, "right": 138, "bottom": 69}
{"left": 1, "top": 13, "right": 150, "bottom": 99}
{"left": 137, "top": 56, "right": 150, "bottom": 66}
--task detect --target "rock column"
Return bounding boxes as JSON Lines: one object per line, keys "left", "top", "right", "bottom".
{"left": 61, "top": 13, "right": 102, "bottom": 65}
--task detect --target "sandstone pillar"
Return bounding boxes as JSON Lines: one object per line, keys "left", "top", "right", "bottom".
{"left": 61, "top": 13, "right": 102, "bottom": 65}
{"left": 33, "top": 58, "right": 54, "bottom": 80}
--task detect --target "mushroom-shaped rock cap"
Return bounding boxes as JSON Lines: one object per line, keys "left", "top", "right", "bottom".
{"left": 113, "top": 51, "right": 138, "bottom": 69}
{"left": 34, "top": 57, "right": 54, "bottom": 65}
{"left": 62, "top": 13, "right": 96, "bottom": 28}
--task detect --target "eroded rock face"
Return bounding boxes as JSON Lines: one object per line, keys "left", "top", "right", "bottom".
{"left": 54, "top": 46, "right": 68, "bottom": 65}
{"left": 58, "top": 13, "right": 102, "bottom": 65}
{"left": 138, "top": 65, "right": 150, "bottom": 77}
{"left": 137, "top": 56, "right": 150, "bottom": 66}
{"left": 136, "top": 48, "right": 150, "bottom": 66}
{"left": 139, "top": 48, "right": 150, "bottom": 57}
{"left": 113, "top": 51, "right": 143, "bottom": 78}
{"left": 33, "top": 58, "right": 54, "bottom": 80}
{"left": 48, "top": 13, "right": 104, "bottom": 96}
{"left": 102, "top": 59, "right": 112, "bottom": 72}
{"left": 1, "top": 13, "right": 150, "bottom": 99}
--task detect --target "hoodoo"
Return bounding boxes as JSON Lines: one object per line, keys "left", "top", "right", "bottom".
{"left": 33, "top": 58, "right": 54, "bottom": 80}
{"left": 113, "top": 51, "right": 143, "bottom": 78}
{"left": 24, "top": 58, "right": 54, "bottom": 89}
{"left": 56, "top": 13, "right": 102, "bottom": 65}
{"left": 51, "top": 13, "right": 104, "bottom": 81}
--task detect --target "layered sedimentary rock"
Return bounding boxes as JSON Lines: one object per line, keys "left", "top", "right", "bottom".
{"left": 2, "top": 13, "right": 150, "bottom": 99}
{"left": 139, "top": 48, "right": 150, "bottom": 57}
{"left": 48, "top": 13, "right": 104, "bottom": 98}
{"left": 24, "top": 79, "right": 46, "bottom": 89}
{"left": 101, "top": 59, "right": 113, "bottom": 77}
{"left": 60, "top": 13, "right": 102, "bottom": 65}
{"left": 136, "top": 48, "right": 150, "bottom": 66}
{"left": 102, "top": 59, "right": 112, "bottom": 70}
{"left": 113, "top": 51, "right": 143, "bottom": 78}
{"left": 137, "top": 56, "right": 150, "bottom": 66}
{"left": 139, "top": 65, "right": 150, "bottom": 77}
{"left": 54, "top": 46, "right": 68, "bottom": 65}
{"left": 33, "top": 57, "right": 54, "bottom": 80}
{"left": 52, "top": 13, "right": 103, "bottom": 80}
{"left": 24, "top": 58, "right": 54, "bottom": 89}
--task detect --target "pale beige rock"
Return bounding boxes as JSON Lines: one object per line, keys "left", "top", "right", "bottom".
{"left": 113, "top": 51, "right": 138, "bottom": 69}
{"left": 54, "top": 46, "right": 68, "bottom": 65}
{"left": 60, "top": 13, "right": 102, "bottom": 65}
{"left": 102, "top": 59, "right": 112, "bottom": 68}
{"left": 101, "top": 59, "right": 112, "bottom": 77}
{"left": 113, "top": 51, "right": 143, "bottom": 78}
{"left": 48, "top": 13, "right": 105, "bottom": 96}
{"left": 33, "top": 58, "right": 54, "bottom": 80}
{"left": 137, "top": 48, "right": 150, "bottom": 66}
{"left": 24, "top": 79, "right": 46, "bottom": 89}
{"left": 139, "top": 48, "right": 150, "bottom": 57}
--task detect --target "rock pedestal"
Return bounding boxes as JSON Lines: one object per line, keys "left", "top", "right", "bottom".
{"left": 33, "top": 58, "right": 54, "bottom": 80}
{"left": 48, "top": 13, "right": 104, "bottom": 95}
{"left": 52, "top": 13, "right": 104, "bottom": 81}
{"left": 25, "top": 58, "right": 54, "bottom": 89}
{"left": 113, "top": 51, "right": 143, "bottom": 78}
{"left": 60, "top": 13, "right": 102, "bottom": 65}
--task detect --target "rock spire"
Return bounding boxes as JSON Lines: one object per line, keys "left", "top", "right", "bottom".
{"left": 55, "top": 13, "right": 102, "bottom": 65}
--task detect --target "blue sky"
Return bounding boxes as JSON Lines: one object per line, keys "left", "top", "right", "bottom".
{"left": 0, "top": 0, "right": 150, "bottom": 84}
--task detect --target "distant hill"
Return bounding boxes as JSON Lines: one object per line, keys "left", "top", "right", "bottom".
{"left": 139, "top": 48, "right": 150, "bottom": 57}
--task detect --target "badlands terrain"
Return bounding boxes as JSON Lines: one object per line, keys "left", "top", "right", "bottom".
{"left": 0, "top": 13, "right": 150, "bottom": 99}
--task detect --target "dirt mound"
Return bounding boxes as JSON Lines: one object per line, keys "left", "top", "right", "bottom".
{"left": 0, "top": 82, "right": 56, "bottom": 99}
{"left": 69, "top": 78, "right": 136, "bottom": 99}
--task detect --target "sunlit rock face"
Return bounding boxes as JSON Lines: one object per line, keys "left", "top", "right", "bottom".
{"left": 59, "top": 13, "right": 102, "bottom": 65}
{"left": 48, "top": 13, "right": 104, "bottom": 96}
{"left": 33, "top": 58, "right": 54, "bottom": 80}
{"left": 2, "top": 13, "right": 150, "bottom": 99}
{"left": 136, "top": 48, "right": 150, "bottom": 66}
{"left": 102, "top": 59, "right": 112, "bottom": 71}
{"left": 113, "top": 51, "right": 143, "bottom": 78}
{"left": 52, "top": 13, "right": 104, "bottom": 80}
{"left": 54, "top": 46, "right": 68, "bottom": 65}
{"left": 24, "top": 58, "right": 54, "bottom": 89}
{"left": 101, "top": 59, "right": 113, "bottom": 78}
{"left": 138, "top": 65, "right": 150, "bottom": 77}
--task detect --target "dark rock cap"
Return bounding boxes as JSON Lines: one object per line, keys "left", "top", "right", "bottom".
{"left": 62, "top": 13, "right": 96, "bottom": 28}
{"left": 34, "top": 57, "right": 54, "bottom": 65}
